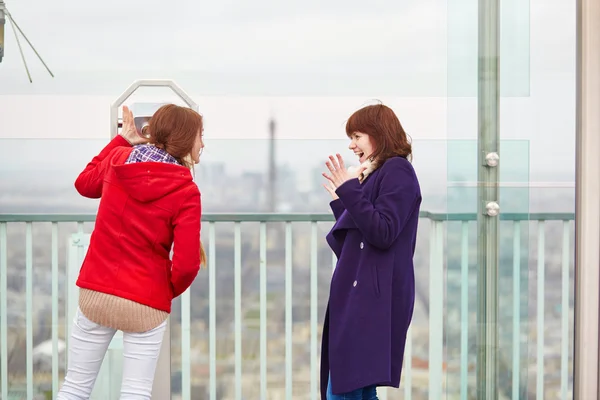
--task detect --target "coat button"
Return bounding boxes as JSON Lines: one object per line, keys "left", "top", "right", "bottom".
{"left": 353, "top": 280, "right": 357, "bottom": 287}
{"left": 360, "top": 242, "right": 364, "bottom": 249}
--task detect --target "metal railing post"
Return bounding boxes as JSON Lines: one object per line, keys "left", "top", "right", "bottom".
{"left": 573, "top": 0, "right": 600, "bottom": 397}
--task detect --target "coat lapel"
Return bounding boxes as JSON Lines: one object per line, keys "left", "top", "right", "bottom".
{"left": 326, "top": 211, "right": 350, "bottom": 257}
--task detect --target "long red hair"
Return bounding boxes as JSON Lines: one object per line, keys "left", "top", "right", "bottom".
{"left": 200, "top": 243, "right": 207, "bottom": 268}
{"left": 146, "top": 104, "right": 207, "bottom": 267}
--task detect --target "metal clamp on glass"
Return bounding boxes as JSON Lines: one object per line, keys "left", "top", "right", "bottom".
{"left": 484, "top": 201, "right": 500, "bottom": 217}
{"left": 483, "top": 151, "right": 500, "bottom": 167}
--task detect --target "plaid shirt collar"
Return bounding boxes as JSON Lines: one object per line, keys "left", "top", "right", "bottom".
{"left": 125, "top": 144, "right": 182, "bottom": 166}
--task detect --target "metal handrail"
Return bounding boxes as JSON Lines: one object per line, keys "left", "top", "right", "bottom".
{"left": 0, "top": 212, "right": 576, "bottom": 223}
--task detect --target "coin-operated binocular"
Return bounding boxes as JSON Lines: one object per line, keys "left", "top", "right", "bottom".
{"left": 122, "top": 102, "right": 167, "bottom": 138}
{"left": 109, "top": 79, "right": 199, "bottom": 140}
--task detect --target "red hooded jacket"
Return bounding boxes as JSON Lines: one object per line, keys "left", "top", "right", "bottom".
{"left": 74, "top": 135, "right": 201, "bottom": 313}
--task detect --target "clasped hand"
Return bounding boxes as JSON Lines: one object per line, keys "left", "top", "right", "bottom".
{"left": 322, "top": 154, "right": 366, "bottom": 200}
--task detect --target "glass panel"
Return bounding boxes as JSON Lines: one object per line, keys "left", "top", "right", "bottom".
{"left": 445, "top": 139, "right": 530, "bottom": 399}
{"left": 0, "top": 137, "right": 445, "bottom": 398}
{"left": 0, "top": 138, "right": 445, "bottom": 214}
{"left": 447, "top": 0, "right": 530, "bottom": 97}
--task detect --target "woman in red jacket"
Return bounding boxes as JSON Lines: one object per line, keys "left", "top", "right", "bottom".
{"left": 57, "top": 104, "right": 206, "bottom": 400}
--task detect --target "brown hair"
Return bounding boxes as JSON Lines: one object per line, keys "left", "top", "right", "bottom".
{"left": 145, "top": 104, "right": 203, "bottom": 169}
{"left": 200, "top": 243, "right": 207, "bottom": 269}
{"left": 146, "top": 104, "right": 207, "bottom": 267}
{"left": 345, "top": 103, "right": 412, "bottom": 163}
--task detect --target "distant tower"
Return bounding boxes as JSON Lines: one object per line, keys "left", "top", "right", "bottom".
{"left": 267, "top": 117, "right": 277, "bottom": 212}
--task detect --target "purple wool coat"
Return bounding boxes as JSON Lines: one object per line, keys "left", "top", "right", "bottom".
{"left": 320, "top": 156, "right": 422, "bottom": 398}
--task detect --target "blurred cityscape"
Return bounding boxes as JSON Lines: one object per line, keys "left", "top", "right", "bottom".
{"left": 0, "top": 0, "right": 582, "bottom": 396}
{"left": 0, "top": 125, "right": 575, "bottom": 399}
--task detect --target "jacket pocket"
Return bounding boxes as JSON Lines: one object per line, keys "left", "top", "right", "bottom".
{"left": 371, "top": 264, "right": 381, "bottom": 297}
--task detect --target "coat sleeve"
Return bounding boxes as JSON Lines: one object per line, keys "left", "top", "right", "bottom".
{"left": 74, "top": 135, "right": 132, "bottom": 198}
{"left": 329, "top": 199, "right": 345, "bottom": 220}
{"left": 335, "top": 158, "right": 420, "bottom": 250}
{"left": 170, "top": 185, "right": 202, "bottom": 298}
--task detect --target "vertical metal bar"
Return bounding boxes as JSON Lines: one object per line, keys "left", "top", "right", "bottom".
{"left": 536, "top": 222, "right": 545, "bottom": 400}
{"left": 0, "top": 222, "right": 8, "bottom": 400}
{"left": 476, "top": 0, "right": 500, "bottom": 395}
{"left": 573, "top": 0, "right": 600, "bottom": 397}
{"left": 66, "top": 232, "right": 82, "bottom": 365}
{"left": 208, "top": 222, "right": 217, "bottom": 400}
{"left": 511, "top": 221, "right": 522, "bottom": 400}
{"left": 561, "top": 221, "right": 570, "bottom": 400}
{"left": 152, "top": 319, "right": 171, "bottom": 399}
{"left": 428, "top": 220, "right": 443, "bottom": 399}
{"left": 460, "top": 221, "right": 469, "bottom": 400}
{"left": 74, "top": 220, "right": 85, "bottom": 359}
{"left": 259, "top": 223, "right": 267, "bottom": 399}
{"left": 234, "top": 222, "right": 242, "bottom": 400}
{"left": 404, "top": 326, "right": 412, "bottom": 400}
{"left": 66, "top": 235, "right": 75, "bottom": 362}
{"left": 380, "top": 386, "right": 388, "bottom": 399}
{"left": 66, "top": 224, "right": 85, "bottom": 370}
{"left": 285, "top": 222, "right": 293, "bottom": 400}
{"left": 25, "top": 222, "right": 33, "bottom": 399}
{"left": 310, "top": 222, "right": 318, "bottom": 400}
{"left": 51, "top": 222, "right": 59, "bottom": 399}
{"left": 77, "top": 222, "right": 84, "bottom": 239}
{"left": 181, "top": 277, "right": 191, "bottom": 399}
{"left": 331, "top": 251, "right": 336, "bottom": 274}
{"left": 0, "top": 0, "right": 5, "bottom": 64}
{"left": 267, "top": 119, "right": 277, "bottom": 212}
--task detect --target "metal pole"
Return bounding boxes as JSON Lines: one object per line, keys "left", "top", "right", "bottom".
{"left": 573, "top": 0, "right": 600, "bottom": 397}
{"left": 4, "top": 9, "right": 53, "bottom": 77}
{"left": 0, "top": 0, "right": 53, "bottom": 79}
{"left": 0, "top": 1, "right": 5, "bottom": 63}
{"left": 268, "top": 118, "right": 276, "bottom": 212}
{"left": 476, "top": 0, "right": 500, "bottom": 397}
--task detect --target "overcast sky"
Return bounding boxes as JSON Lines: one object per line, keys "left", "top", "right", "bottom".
{"left": 0, "top": 0, "right": 576, "bottom": 186}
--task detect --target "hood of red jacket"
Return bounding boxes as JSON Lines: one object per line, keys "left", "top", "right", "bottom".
{"left": 112, "top": 162, "right": 194, "bottom": 203}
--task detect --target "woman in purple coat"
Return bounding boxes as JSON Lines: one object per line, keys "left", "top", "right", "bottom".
{"left": 320, "top": 104, "right": 421, "bottom": 399}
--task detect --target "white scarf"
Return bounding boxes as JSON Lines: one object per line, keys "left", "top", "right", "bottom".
{"left": 348, "top": 158, "right": 379, "bottom": 184}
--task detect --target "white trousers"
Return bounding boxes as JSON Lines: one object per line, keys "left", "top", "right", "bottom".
{"left": 57, "top": 307, "right": 167, "bottom": 400}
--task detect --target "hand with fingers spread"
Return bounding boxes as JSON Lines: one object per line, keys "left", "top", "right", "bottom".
{"left": 120, "top": 105, "right": 149, "bottom": 145}
{"left": 323, "top": 179, "right": 339, "bottom": 200}
{"left": 322, "top": 153, "right": 367, "bottom": 199}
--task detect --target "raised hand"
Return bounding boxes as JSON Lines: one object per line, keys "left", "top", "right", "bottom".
{"left": 120, "top": 106, "right": 149, "bottom": 145}
{"left": 323, "top": 179, "right": 339, "bottom": 200}
{"left": 322, "top": 153, "right": 366, "bottom": 190}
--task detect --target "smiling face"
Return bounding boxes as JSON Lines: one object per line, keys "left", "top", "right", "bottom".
{"left": 348, "top": 131, "right": 375, "bottom": 164}
{"left": 345, "top": 104, "right": 412, "bottom": 165}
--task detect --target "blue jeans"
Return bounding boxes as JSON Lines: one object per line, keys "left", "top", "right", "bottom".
{"left": 326, "top": 374, "right": 378, "bottom": 400}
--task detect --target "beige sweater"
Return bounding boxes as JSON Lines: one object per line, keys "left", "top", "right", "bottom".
{"left": 79, "top": 289, "right": 168, "bottom": 333}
